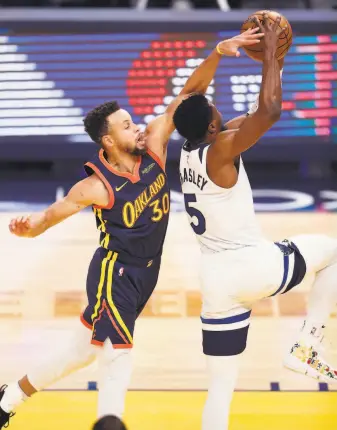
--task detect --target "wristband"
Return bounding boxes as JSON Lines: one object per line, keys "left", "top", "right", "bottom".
{"left": 216, "top": 43, "right": 225, "bottom": 56}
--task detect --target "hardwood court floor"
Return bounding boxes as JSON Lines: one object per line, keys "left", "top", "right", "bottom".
{"left": 8, "top": 391, "right": 337, "bottom": 430}
{"left": 0, "top": 212, "right": 336, "bottom": 392}
{"left": 1, "top": 212, "right": 337, "bottom": 429}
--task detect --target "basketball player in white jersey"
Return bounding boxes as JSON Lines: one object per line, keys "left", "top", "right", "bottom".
{"left": 0, "top": 29, "right": 264, "bottom": 429}
{"left": 173, "top": 14, "right": 337, "bottom": 430}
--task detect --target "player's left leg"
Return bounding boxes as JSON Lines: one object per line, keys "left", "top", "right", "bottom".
{"left": 0, "top": 322, "right": 98, "bottom": 428}
{"left": 282, "top": 234, "right": 337, "bottom": 383}
{"left": 94, "top": 253, "right": 161, "bottom": 420}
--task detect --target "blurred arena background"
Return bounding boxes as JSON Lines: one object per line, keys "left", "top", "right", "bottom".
{"left": 0, "top": 1, "right": 337, "bottom": 429}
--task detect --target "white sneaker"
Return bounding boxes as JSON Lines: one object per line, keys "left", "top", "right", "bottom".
{"left": 284, "top": 320, "right": 337, "bottom": 384}
{"left": 284, "top": 340, "right": 337, "bottom": 384}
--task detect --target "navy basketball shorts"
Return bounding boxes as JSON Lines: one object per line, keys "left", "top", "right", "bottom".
{"left": 200, "top": 240, "right": 307, "bottom": 357}
{"left": 81, "top": 247, "right": 161, "bottom": 349}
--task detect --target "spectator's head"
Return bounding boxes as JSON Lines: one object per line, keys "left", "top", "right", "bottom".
{"left": 92, "top": 415, "right": 127, "bottom": 430}
{"left": 84, "top": 101, "right": 146, "bottom": 155}
{"left": 173, "top": 93, "right": 223, "bottom": 144}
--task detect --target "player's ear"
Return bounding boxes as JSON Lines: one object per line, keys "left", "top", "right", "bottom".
{"left": 208, "top": 120, "right": 217, "bottom": 135}
{"left": 102, "top": 134, "right": 114, "bottom": 148}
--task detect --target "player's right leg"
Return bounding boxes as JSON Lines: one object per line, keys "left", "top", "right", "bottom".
{"left": 283, "top": 234, "right": 337, "bottom": 383}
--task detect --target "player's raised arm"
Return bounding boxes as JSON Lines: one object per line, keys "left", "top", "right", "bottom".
{"left": 145, "top": 29, "right": 264, "bottom": 157}
{"left": 209, "top": 14, "right": 285, "bottom": 163}
{"left": 9, "top": 174, "right": 109, "bottom": 238}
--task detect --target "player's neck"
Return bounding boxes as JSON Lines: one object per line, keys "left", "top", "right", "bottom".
{"left": 205, "top": 134, "right": 216, "bottom": 145}
{"left": 104, "top": 148, "right": 139, "bottom": 174}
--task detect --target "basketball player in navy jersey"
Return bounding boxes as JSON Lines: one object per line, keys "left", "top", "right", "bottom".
{"left": 0, "top": 29, "right": 263, "bottom": 428}
{"left": 173, "top": 14, "right": 337, "bottom": 430}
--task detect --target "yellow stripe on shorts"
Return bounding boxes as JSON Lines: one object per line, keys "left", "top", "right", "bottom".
{"left": 91, "top": 250, "right": 113, "bottom": 322}
{"left": 106, "top": 252, "right": 133, "bottom": 344}
{"left": 96, "top": 208, "right": 106, "bottom": 233}
{"left": 100, "top": 233, "right": 110, "bottom": 249}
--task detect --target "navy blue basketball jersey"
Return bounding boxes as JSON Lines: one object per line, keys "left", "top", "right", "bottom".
{"left": 84, "top": 148, "right": 170, "bottom": 260}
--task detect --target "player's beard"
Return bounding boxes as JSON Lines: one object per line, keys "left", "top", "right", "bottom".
{"left": 130, "top": 147, "right": 147, "bottom": 156}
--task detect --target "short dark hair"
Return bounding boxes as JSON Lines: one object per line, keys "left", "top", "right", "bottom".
{"left": 173, "top": 94, "right": 213, "bottom": 143}
{"left": 92, "top": 415, "right": 127, "bottom": 430}
{"left": 84, "top": 101, "right": 120, "bottom": 145}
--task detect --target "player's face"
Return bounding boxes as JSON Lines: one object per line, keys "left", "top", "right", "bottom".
{"left": 105, "top": 109, "right": 147, "bottom": 155}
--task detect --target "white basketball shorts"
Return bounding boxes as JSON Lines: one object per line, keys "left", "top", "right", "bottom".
{"left": 199, "top": 234, "right": 337, "bottom": 356}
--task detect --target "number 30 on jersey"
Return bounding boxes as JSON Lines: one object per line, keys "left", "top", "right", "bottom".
{"left": 184, "top": 193, "right": 206, "bottom": 235}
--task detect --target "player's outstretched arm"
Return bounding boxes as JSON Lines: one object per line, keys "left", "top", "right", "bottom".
{"left": 145, "top": 29, "right": 264, "bottom": 158}
{"left": 209, "top": 14, "right": 285, "bottom": 166}
{"left": 9, "top": 174, "right": 109, "bottom": 238}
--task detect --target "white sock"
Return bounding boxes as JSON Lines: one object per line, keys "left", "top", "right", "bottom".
{"left": 202, "top": 355, "right": 239, "bottom": 430}
{"left": 97, "top": 341, "right": 132, "bottom": 419}
{"left": 0, "top": 382, "right": 28, "bottom": 413}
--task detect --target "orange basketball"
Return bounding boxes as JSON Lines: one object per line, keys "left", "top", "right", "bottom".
{"left": 241, "top": 10, "right": 293, "bottom": 62}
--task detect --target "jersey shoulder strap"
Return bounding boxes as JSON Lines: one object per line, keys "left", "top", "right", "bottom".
{"left": 84, "top": 150, "right": 115, "bottom": 210}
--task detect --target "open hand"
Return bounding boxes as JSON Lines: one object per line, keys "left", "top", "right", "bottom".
{"left": 9, "top": 214, "right": 44, "bottom": 238}
{"left": 217, "top": 27, "right": 264, "bottom": 58}
{"left": 253, "top": 12, "right": 287, "bottom": 53}
{"left": 9, "top": 216, "right": 33, "bottom": 237}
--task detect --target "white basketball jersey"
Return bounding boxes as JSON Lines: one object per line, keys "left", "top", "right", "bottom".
{"left": 179, "top": 143, "right": 267, "bottom": 253}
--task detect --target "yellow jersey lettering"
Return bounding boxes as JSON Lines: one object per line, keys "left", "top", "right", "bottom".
{"left": 162, "top": 193, "right": 170, "bottom": 214}
{"left": 150, "top": 198, "right": 163, "bottom": 222}
{"left": 142, "top": 188, "right": 151, "bottom": 206}
{"left": 134, "top": 199, "right": 142, "bottom": 219}
{"left": 149, "top": 184, "right": 157, "bottom": 199}
{"left": 122, "top": 201, "right": 136, "bottom": 228}
{"left": 137, "top": 191, "right": 147, "bottom": 210}
{"left": 122, "top": 174, "right": 167, "bottom": 228}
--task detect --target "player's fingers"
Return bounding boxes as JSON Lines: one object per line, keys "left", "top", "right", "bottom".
{"left": 252, "top": 16, "right": 264, "bottom": 33}
{"left": 262, "top": 12, "right": 269, "bottom": 26}
{"left": 248, "top": 32, "right": 264, "bottom": 39}
{"left": 244, "top": 39, "right": 263, "bottom": 46}
{"left": 245, "top": 27, "right": 260, "bottom": 34}
{"left": 22, "top": 216, "right": 30, "bottom": 225}
{"left": 9, "top": 221, "right": 20, "bottom": 235}
{"left": 238, "top": 33, "right": 263, "bottom": 46}
{"left": 277, "top": 24, "right": 287, "bottom": 37}
{"left": 273, "top": 14, "right": 282, "bottom": 31}
{"left": 9, "top": 219, "right": 16, "bottom": 233}
{"left": 235, "top": 50, "right": 240, "bottom": 57}
{"left": 239, "top": 36, "right": 263, "bottom": 46}
{"left": 10, "top": 218, "right": 19, "bottom": 230}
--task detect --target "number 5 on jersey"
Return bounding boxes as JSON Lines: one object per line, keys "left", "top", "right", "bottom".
{"left": 184, "top": 193, "right": 206, "bottom": 235}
